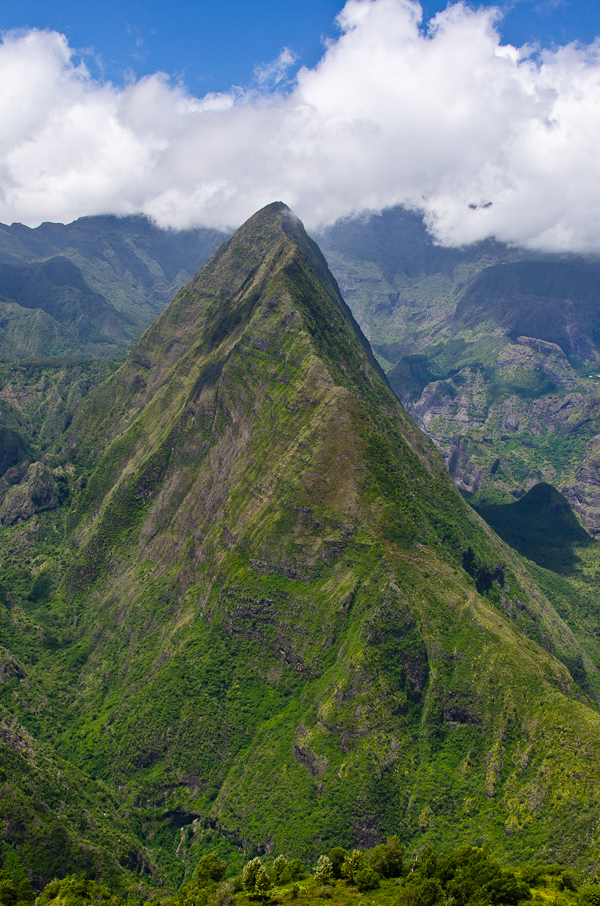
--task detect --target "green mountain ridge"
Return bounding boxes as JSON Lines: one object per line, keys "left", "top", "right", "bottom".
{"left": 0, "top": 215, "right": 228, "bottom": 359}
{"left": 3, "top": 204, "right": 600, "bottom": 886}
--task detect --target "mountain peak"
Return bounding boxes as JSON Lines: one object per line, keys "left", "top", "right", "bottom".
{"left": 69, "top": 201, "right": 391, "bottom": 462}
{"left": 60, "top": 204, "right": 600, "bottom": 869}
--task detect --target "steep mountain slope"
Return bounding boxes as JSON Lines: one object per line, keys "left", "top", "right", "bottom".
{"left": 4, "top": 204, "right": 600, "bottom": 883}
{"left": 454, "top": 261, "right": 600, "bottom": 359}
{"left": 33, "top": 204, "right": 600, "bottom": 866}
{"left": 0, "top": 358, "right": 120, "bottom": 516}
{"left": 0, "top": 713, "right": 159, "bottom": 890}
{"left": 0, "top": 216, "right": 228, "bottom": 358}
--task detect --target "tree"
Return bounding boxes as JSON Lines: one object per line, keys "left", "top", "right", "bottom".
{"left": 271, "top": 855, "right": 304, "bottom": 885}
{"left": 328, "top": 848, "right": 348, "bottom": 880}
{"left": 254, "top": 866, "right": 272, "bottom": 901}
{"left": 287, "top": 859, "right": 305, "bottom": 881}
{"left": 341, "top": 850, "right": 367, "bottom": 885}
{"left": 0, "top": 874, "right": 17, "bottom": 906}
{"left": 243, "top": 858, "right": 263, "bottom": 894}
{"left": 370, "top": 836, "right": 405, "bottom": 878}
{"left": 195, "top": 853, "right": 228, "bottom": 887}
{"left": 17, "top": 880, "right": 35, "bottom": 906}
{"left": 580, "top": 887, "right": 600, "bottom": 906}
{"left": 273, "top": 856, "right": 289, "bottom": 884}
{"left": 398, "top": 878, "right": 445, "bottom": 906}
{"left": 355, "top": 867, "right": 379, "bottom": 892}
{"left": 315, "top": 856, "right": 334, "bottom": 886}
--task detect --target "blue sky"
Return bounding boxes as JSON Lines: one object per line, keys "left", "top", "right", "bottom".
{"left": 2, "top": 0, "right": 599, "bottom": 92}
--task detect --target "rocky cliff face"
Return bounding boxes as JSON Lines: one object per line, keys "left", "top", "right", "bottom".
{"left": 563, "top": 436, "right": 600, "bottom": 535}
{"left": 395, "top": 339, "right": 600, "bottom": 535}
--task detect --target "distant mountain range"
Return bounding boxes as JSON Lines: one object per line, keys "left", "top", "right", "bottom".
{"left": 313, "top": 210, "right": 600, "bottom": 540}
{"left": 0, "top": 215, "right": 227, "bottom": 357}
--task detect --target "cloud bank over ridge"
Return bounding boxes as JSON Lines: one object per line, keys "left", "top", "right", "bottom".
{"left": 3, "top": 0, "right": 600, "bottom": 251}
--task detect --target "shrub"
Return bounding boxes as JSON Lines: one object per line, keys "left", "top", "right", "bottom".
{"left": 329, "top": 848, "right": 348, "bottom": 880}
{"left": 314, "top": 856, "right": 334, "bottom": 886}
{"left": 342, "top": 850, "right": 367, "bottom": 886}
{"left": 243, "top": 858, "right": 264, "bottom": 894}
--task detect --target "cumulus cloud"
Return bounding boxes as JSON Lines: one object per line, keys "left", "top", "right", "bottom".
{"left": 3, "top": 1, "right": 600, "bottom": 251}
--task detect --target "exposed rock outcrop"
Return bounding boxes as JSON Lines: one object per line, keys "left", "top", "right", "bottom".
{"left": 0, "top": 460, "right": 69, "bottom": 526}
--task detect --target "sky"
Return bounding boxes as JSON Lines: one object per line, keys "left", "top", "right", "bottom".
{"left": 2, "top": 0, "right": 600, "bottom": 251}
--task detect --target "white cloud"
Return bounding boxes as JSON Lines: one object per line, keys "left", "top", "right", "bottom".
{"left": 3, "top": 2, "right": 600, "bottom": 251}
{"left": 254, "top": 47, "right": 298, "bottom": 87}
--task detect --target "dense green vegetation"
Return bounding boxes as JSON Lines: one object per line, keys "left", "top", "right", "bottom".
{"left": 1, "top": 840, "right": 596, "bottom": 906}
{"left": 2, "top": 204, "right": 600, "bottom": 889}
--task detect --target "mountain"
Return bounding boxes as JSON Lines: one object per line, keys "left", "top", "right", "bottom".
{"left": 3, "top": 203, "right": 600, "bottom": 886}
{"left": 314, "top": 209, "right": 600, "bottom": 537}
{"left": 453, "top": 261, "right": 600, "bottom": 358}
{"left": 0, "top": 215, "right": 228, "bottom": 358}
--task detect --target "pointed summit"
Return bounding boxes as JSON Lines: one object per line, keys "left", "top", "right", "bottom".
{"left": 62, "top": 205, "right": 600, "bottom": 865}
{"left": 69, "top": 201, "right": 427, "bottom": 475}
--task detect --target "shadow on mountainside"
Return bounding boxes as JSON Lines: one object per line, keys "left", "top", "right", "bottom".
{"left": 474, "top": 482, "right": 592, "bottom": 575}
